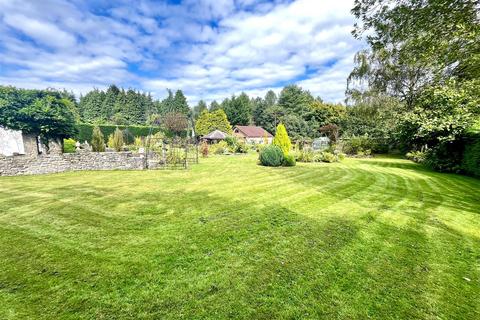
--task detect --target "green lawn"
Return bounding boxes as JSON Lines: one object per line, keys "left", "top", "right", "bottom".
{"left": 1, "top": 155, "right": 479, "bottom": 319}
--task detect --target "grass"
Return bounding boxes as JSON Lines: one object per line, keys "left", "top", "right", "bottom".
{"left": 0, "top": 154, "right": 479, "bottom": 319}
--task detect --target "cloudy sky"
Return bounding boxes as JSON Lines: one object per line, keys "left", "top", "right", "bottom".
{"left": 0, "top": 0, "right": 363, "bottom": 105}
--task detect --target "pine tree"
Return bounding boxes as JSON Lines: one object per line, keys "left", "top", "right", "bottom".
{"left": 124, "top": 89, "right": 146, "bottom": 124}
{"left": 107, "top": 127, "right": 124, "bottom": 151}
{"left": 173, "top": 90, "right": 190, "bottom": 115}
{"left": 102, "top": 85, "right": 120, "bottom": 122}
{"left": 193, "top": 100, "right": 208, "bottom": 120}
{"left": 223, "top": 93, "right": 251, "bottom": 126}
{"left": 273, "top": 123, "right": 291, "bottom": 155}
{"left": 159, "top": 89, "right": 175, "bottom": 115}
{"left": 80, "top": 89, "right": 105, "bottom": 123}
{"left": 91, "top": 125, "right": 105, "bottom": 152}
{"left": 144, "top": 92, "right": 156, "bottom": 121}
{"left": 265, "top": 90, "right": 277, "bottom": 107}
{"left": 209, "top": 100, "right": 221, "bottom": 111}
{"left": 278, "top": 85, "right": 314, "bottom": 115}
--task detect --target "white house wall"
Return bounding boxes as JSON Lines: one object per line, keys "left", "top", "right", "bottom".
{"left": 0, "top": 127, "right": 25, "bottom": 156}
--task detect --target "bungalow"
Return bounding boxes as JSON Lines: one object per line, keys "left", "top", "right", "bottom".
{"left": 233, "top": 126, "right": 273, "bottom": 144}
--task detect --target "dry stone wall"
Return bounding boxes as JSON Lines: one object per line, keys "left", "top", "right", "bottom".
{"left": 0, "top": 151, "right": 146, "bottom": 176}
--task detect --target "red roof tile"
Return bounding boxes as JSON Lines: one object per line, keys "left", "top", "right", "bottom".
{"left": 234, "top": 126, "right": 273, "bottom": 137}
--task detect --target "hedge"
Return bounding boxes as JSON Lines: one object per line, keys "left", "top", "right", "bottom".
{"left": 74, "top": 124, "right": 161, "bottom": 144}
{"left": 462, "top": 133, "right": 480, "bottom": 178}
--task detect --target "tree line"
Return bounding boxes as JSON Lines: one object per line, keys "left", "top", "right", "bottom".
{"left": 78, "top": 85, "right": 189, "bottom": 125}
{"left": 77, "top": 84, "right": 347, "bottom": 142}
{"left": 194, "top": 87, "right": 346, "bottom": 142}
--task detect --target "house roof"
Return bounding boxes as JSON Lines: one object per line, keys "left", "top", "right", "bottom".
{"left": 203, "top": 130, "right": 228, "bottom": 140}
{"left": 234, "top": 126, "right": 273, "bottom": 138}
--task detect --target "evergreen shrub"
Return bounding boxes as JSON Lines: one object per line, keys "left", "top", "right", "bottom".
{"left": 259, "top": 145, "right": 284, "bottom": 167}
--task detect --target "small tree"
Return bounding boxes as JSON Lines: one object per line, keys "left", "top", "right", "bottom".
{"left": 162, "top": 112, "right": 188, "bottom": 137}
{"left": 108, "top": 127, "right": 124, "bottom": 151}
{"left": 273, "top": 123, "right": 291, "bottom": 155}
{"left": 200, "top": 141, "right": 209, "bottom": 157}
{"left": 91, "top": 125, "right": 105, "bottom": 152}
{"left": 195, "top": 109, "right": 232, "bottom": 136}
{"left": 319, "top": 124, "right": 340, "bottom": 145}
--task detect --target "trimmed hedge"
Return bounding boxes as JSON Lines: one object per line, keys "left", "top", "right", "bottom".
{"left": 462, "top": 134, "right": 480, "bottom": 178}
{"left": 74, "top": 124, "right": 161, "bottom": 144}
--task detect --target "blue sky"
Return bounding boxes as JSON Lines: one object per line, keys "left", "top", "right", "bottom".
{"left": 0, "top": 0, "right": 362, "bottom": 105}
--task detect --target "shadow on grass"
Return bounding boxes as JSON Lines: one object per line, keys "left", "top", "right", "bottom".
{"left": 2, "top": 185, "right": 468, "bottom": 319}
{"left": 280, "top": 163, "right": 480, "bottom": 216}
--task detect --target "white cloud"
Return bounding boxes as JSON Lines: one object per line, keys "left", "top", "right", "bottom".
{"left": 0, "top": 0, "right": 363, "bottom": 105}
{"left": 3, "top": 13, "right": 76, "bottom": 48}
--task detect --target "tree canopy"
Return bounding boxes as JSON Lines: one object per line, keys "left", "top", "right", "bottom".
{"left": 0, "top": 86, "right": 77, "bottom": 140}
{"left": 195, "top": 109, "right": 232, "bottom": 136}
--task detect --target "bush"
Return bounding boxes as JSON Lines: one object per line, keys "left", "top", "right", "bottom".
{"left": 166, "top": 149, "right": 186, "bottom": 164}
{"left": 283, "top": 154, "right": 296, "bottom": 167}
{"left": 235, "top": 141, "right": 248, "bottom": 153}
{"left": 312, "top": 153, "right": 323, "bottom": 162}
{"left": 63, "top": 138, "right": 76, "bottom": 153}
{"left": 107, "top": 128, "right": 124, "bottom": 151}
{"left": 200, "top": 141, "right": 209, "bottom": 157}
{"left": 224, "top": 136, "right": 248, "bottom": 154}
{"left": 259, "top": 145, "right": 284, "bottom": 167}
{"left": 338, "top": 153, "right": 346, "bottom": 161}
{"left": 294, "top": 149, "right": 314, "bottom": 162}
{"left": 210, "top": 141, "right": 228, "bottom": 155}
{"left": 342, "top": 136, "right": 380, "bottom": 155}
{"left": 423, "top": 142, "right": 464, "bottom": 173}
{"left": 321, "top": 152, "right": 337, "bottom": 163}
{"left": 91, "top": 126, "right": 105, "bottom": 152}
{"left": 75, "top": 124, "right": 160, "bottom": 144}
{"left": 256, "top": 144, "right": 267, "bottom": 153}
{"left": 462, "top": 136, "right": 480, "bottom": 177}
{"left": 406, "top": 150, "right": 426, "bottom": 163}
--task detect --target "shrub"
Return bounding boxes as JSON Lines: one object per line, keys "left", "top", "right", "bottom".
{"left": 75, "top": 124, "right": 160, "bottom": 144}
{"left": 91, "top": 126, "right": 105, "bottom": 152}
{"left": 462, "top": 136, "right": 480, "bottom": 177}
{"left": 210, "top": 141, "right": 228, "bottom": 155}
{"left": 224, "top": 136, "right": 237, "bottom": 148}
{"left": 63, "top": 138, "right": 76, "bottom": 153}
{"left": 338, "top": 153, "right": 346, "bottom": 161}
{"left": 166, "top": 149, "right": 186, "bottom": 164}
{"left": 107, "top": 128, "right": 124, "bottom": 151}
{"left": 312, "top": 153, "right": 323, "bottom": 162}
{"left": 200, "top": 141, "right": 209, "bottom": 158}
{"left": 273, "top": 123, "right": 292, "bottom": 155}
{"left": 423, "top": 142, "right": 464, "bottom": 173}
{"left": 406, "top": 151, "right": 426, "bottom": 163}
{"left": 224, "top": 136, "right": 248, "bottom": 154}
{"left": 256, "top": 144, "right": 267, "bottom": 153}
{"left": 259, "top": 145, "right": 284, "bottom": 167}
{"left": 321, "top": 152, "right": 337, "bottom": 163}
{"left": 342, "top": 136, "right": 378, "bottom": 155}
{"left": 283, "top": 154, "right": 296, "bottom": 167}
{"left": 236, "top": 141, "right": 248, "bottom": 153}
{"left": 294, "top": 149, "right": 314, "bottom": 162}
{"left": 134, "top": 137, "right": 143, "bottom": 147}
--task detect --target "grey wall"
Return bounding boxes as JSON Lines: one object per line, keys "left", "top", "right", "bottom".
{"left": 0, "top": 151, "right": 147, "bottom": 176}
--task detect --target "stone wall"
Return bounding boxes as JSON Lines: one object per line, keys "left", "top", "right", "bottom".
{"left": 0, "top": 150, "right": 147, "bottom": 176}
